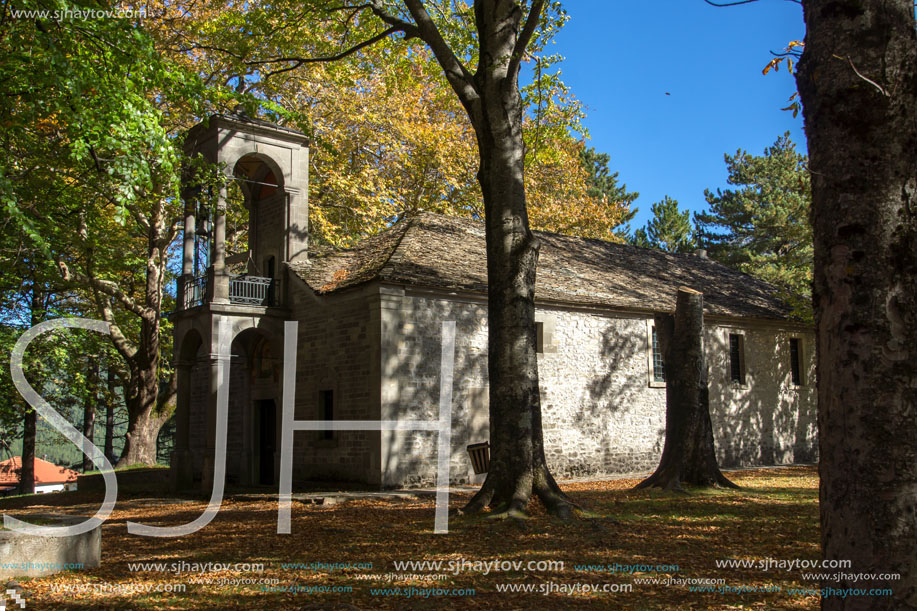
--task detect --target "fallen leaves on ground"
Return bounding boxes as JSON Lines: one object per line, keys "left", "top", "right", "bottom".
{"left": 0, "top": 466, "right": 821, "bottom": 610}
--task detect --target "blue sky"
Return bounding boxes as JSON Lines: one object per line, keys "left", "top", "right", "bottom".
{"left": 553, "top": 0, "right": 806, "bottom": 229}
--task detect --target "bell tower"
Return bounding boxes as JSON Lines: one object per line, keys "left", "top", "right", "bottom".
{"left": 179, "top": 113, "right": 310, "bottom": 307}
{"left": 171, "top": 115, "right": 309, "bottom": 492}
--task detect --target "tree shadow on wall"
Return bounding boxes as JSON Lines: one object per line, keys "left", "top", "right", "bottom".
{"left": 706, "top": 330, "right": 815, "bottom": 469}
{"left": 381, "top": 302, "right": 490, "bottom": 489}
{"left": 561, "top": 325, "right": 655, "bottom": 476}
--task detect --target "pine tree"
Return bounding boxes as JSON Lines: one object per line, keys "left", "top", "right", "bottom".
{"left": 579, "top": 146, "right": 638, "bottom": 238}
{"left": 631, "top": 196, "right": 696, "bottom": 253}
{"left": 695, "top": 133, "right": 812, "bottom": 318}
{"left": 580, "top": 147, "right": 638, "bottom": 205}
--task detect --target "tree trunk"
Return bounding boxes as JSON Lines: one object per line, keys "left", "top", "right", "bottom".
{"left": 19, "top": 408, "right": 36, "bottom": 495}
{"left": 636, "top": 288, "right": 736, "bottom": 491}
{"left": 461, "top": 143, "right": 573, "bottom": 518}
{"left": 112, "top": 223, "right": 172, "bottom": 467}
{"left": 113, "top": 365, "right": 170, "bottom": 467}
{"left": 104, "top": 362, "right": 116, "bottom": 464}
{"left": 118, "top": 404, "right": 166, "bottom": 467}
{"left": 81, "top": 357, "right": 98, "bottom": 472}
{"left": 457, "top": 0, "right": 573, "bottom": 519}
{"left": 796, "top": 1, "right": 917, "bottom": 607}
{"left": 116, "top": 327, "right": 166, "bottom": 467}
{"left": 19, "top": 284, "right": 44, "bottom": 495}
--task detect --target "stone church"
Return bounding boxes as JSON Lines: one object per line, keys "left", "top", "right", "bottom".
{"left": 169, "top": 114, "right": 817, "bottom": 491}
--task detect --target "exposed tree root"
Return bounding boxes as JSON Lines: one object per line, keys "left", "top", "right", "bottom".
{"left": 460, "top": 464, "right": 580, "bottom": 520}
{"left": 636, "top": 463, "right": 739, "bottom": 491}
{"left": 710, "top": 471, "right": 740, "bottom": 489}
{"left": 486, "top": 507, "right": 531, "bottom": 521}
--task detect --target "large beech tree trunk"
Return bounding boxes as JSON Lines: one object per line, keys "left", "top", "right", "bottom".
{"left": 119, "top": 409, "right": 165, "bottom": 466}
{"left": 796, "top": 1, "right": 917, "bottom": 607}
{"left": 413, "top": 0, "right": 573, "bottom": 518}
{"left": 461, "top": 130, "right": 572, "bottom": 518}
{"left": 308, "top": 0, "right": 571, "bottom": 516}
{"left": 636, "top": 288, "right": 736, "bottom": 491}
{"left": 88, "top": 198, "right": 176, "bottom": 468}
{"left": 116, "top": 334, "right": 171, "bottom": 466}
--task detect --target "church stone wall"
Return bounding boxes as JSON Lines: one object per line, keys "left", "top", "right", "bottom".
{"left": 288, "top": 280, "right": 382, "bottom": 484}
{"left": 378, "top": 289, "right": 490, "bottom": 487}
{"left": 380, "top": 287, "right": 817, "bottom": 487}
{"left": 706, "top": 322, "right": 818, "bottom": 466}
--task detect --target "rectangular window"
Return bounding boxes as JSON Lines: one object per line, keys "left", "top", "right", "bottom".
{"left": 319, "top": 390, "right": 334, "bottom": 440}
{"left": 535, "top": 322, "right": 544, "bottom": 354}
{"left": 729, "top": 334, "right": 745, "bottom": 384}
{"left": 790, "top": 338, "right": 802, "bottom": 386}
{"left": 652, "top": 327, "right": 665, "bottom": 383}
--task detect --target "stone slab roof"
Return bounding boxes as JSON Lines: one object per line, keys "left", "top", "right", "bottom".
{"left": 289, "top": 212, "right": 793, "bottom": 320}
{"left": 214, "top": 113, "right": 308, "bottom": 139}
{"left": 186, "top": 113, "right": 310, "bottom": 146}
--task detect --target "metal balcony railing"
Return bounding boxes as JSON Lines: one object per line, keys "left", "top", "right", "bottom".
{"left": 229, "top": 275, "right": 274, "bottom": 306}
{"left": 183, "top": 275, "right": 207, "bottom": 309}
{"left": 181, "top": 274, "right": 275, "bottom": 309}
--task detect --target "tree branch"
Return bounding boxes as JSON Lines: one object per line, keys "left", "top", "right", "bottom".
{"left": 704, "top": 0, "right": 801, "bottom": 5}
{"left": 703, "top": 0, "right": 762, "bottom": 5}
{"left": 87, "top": 146, "right": 104, "bottom": 173}
{"left": 57, "top": 259, "right": 153, "bottom": 320}
{"left": 96, "top": 297, "right": 139, "bottom": 362}
{"left": 402, "top": 0, "right": 480, "bottom": 116}
{"left": 225, "top": 1, "right": 423, "bottom": 80}
{"left": 119, "top": 196, "right": 151, "bottom": 234}
{"left": 507, "top": 0, "right": 546, "bottom": 81}
{"left": 166, "top": 217, "right": 184, "bottom": 246}
{"left": 155, "top": 372, "right": 177, "bottom": 417}
{"left": 249, "top": 25, "right": 406, "bottom": 78}
{"left": 186, "top": 43, "right": 245, "bottom": 60}
{"left": 363, "top": 1, "right": 418, "bottom": 34}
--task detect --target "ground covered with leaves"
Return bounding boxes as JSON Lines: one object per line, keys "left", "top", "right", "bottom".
{"left": 1, "top": 466, "right": 821, "bottom": 609}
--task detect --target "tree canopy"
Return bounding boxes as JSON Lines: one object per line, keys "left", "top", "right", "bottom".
{"left": 695, "top": 133, "right": 813, "bottom": 318}
{"left": 0, "top": 0, "right": 210, "bottom": 465}
{"left": 631, "top": 196, "right": 697, "bottom": 253}
{"left": 141, "top": 0, "right": 633, "bottom": 243}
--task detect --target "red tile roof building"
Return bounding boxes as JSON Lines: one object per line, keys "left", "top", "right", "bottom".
{"left": 0, "top": 456, "right": 79, "bottom": 487}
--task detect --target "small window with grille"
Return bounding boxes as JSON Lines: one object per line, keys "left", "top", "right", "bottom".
{"left": 789, "top": 337, "right": 803, "bottom": 386}
{"left": 652, "top": 326, "right": 665, "bottom": 383}
{"left": 646, "top": 320, "right": 666, "bottom": 387}
{"left": 729, "top": 333, "right": 746, "bottom": 384}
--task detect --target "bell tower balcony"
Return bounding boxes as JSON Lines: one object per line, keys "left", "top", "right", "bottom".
{"left": 181, "top": 273, "right": 278, "bottom": 310}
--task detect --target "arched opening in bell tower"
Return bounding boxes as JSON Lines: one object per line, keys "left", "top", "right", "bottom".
{"left": 212, "top": 153, "right": 285, "bottom": 306}
{"left": 229, "top": 154, "right": 285, "bottom": 297}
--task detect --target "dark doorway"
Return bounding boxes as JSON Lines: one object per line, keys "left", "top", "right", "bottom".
{"left": 256, "top": 399, "right": 277, "bottom": 485}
